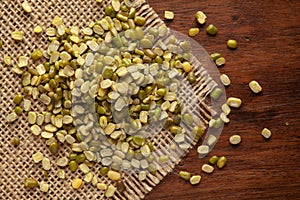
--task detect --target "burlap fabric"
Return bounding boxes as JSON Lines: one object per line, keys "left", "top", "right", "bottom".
{"left": 0, "top": 0, "right": 217, "bottom": 199}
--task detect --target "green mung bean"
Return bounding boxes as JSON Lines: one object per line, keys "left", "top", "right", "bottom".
{"left": 209, "top": 155, "right": 219, "bottom": 165}
{"left": 206, "top": 24, "right": 218, "bottom": 35}
{"left": 227, "top": 39, "right": 237, "bottom": 49}
{"left": 217, "top": 156, "right": 227, "bottom": 168}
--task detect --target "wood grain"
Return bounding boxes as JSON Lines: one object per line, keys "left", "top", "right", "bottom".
{"left": 145, "top": 0, "right": 300, "bottom": 199}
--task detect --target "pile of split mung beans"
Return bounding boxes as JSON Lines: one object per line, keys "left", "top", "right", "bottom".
{"left": 3, "top": 0, "right": 270, "bottom": 197}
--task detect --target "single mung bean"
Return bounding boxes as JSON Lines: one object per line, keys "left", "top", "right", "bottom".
{"left": 116, "top": 180, "right": 126, "bottom": 193}
{"left": 222, "top": 103, "right": 231, "bottom": 115}
{"left": 134, "top": 16, "right": 146, "bottom": 26}
{"left": 183, "top": 113, "right": 193, "bottom": 125}
{"left": 217, "top": 156, "right": 227, "bottom": 169}
{"left": 227, "top": 39, "right": 238, "bottom": 49}
{"left": 227, "top": 97, "right": 242, "bottom": 108}
{"left": 22, "top": 1, "right": 32, "bottom": 13}
{"left": 179, "top": 171, "right": 191, "bottom": 181}
{"left": 158, "top": 155, "right": 169, "bottom": 163}
{"left": 188, "top": 28, "right": 200, "bottom": 37}
{"left": 187, "top": 71, "right": 196, "bottom": 83}
{"left": 164, "top": 11, "right": 174, "bottom": 20}
{"left": 220, "top": 74, "right": 231, "bottom": 86}
{"left": 31, "top": 49, "right": 43, "bottom": 60}
{"left": 105, "top": 184, "right": 117, "bottom": 198}
{"left": 107, "top": 170, "right": 121, "bottom": 181}
{"left": 170, "top": 126, "right": 181, "bottom": 134}
{"left": 11, "top": 136, "right": 20, "bottom": 146}
{"left": 215, "top": 57, "right": 226, "bottom": 67}
{"left": 28, "top": 111, "right": 37, "bottom": 124}
{"left": 105, "top": 5, "right": 114, "bottom": 16}
{"left": 6, "top": 112, "right": 18, "bottom": 123}
{"left": 4, "top": 55, "right": 11, "bottom": 65}
{"left": 100, "top": 167, "right": 109, "bottom": 175}
{"left": 79, "top": 163, "right": 90, "bottom": 174}
{"left": 190, "top": 175, "right": 201, "bottom": 185}
{"left": 57, "top": 169, "right": 65, "bottom": 179}
{"left": 156, "top": 88, "right": 167, "bottom": 96}
{"left": 14, "top": 106, "right": 23, "bottom": 115}
{"left": 84, "top": 172, "right": 93, "bottom": 183}
{"left": 133, "top": 135, "right": 146, "bottom": 146}
{"left": 170, "top": 115, "right": 180, "bottom": 126}
{"left": 72, "top": 178, "right": 83, "bottom": 189}
{"left": 39, "top": 181, "right": 49, "bottom": 192}
{"left": 182, "top": 62, "right": 192, "bottom": 73}
{"left": 138, "top": 171, "right": 147, "bottom": 181}
{"left": 42, "top": 157, "right": 51, "bottom": 171}
{"left": 126, "top": 149, "right": 135, "bottom": 160}
{"left": 30, "top": 125, "right": 41, "bottom": 136}
{"left": 207, "top": 135, "right": 217, "bottom": 146}
{"left": 13, "top": 94, "right": 23, "bottom": 105}
{"left": 32, "top": 151, "right": 43, "bottom": 163}
{"left": 99, "top": 116, "right": 108, "bottom": 128}
{"left": 69, "top": 161, "right": 78, "bottom": 172}
{"left": 126, "top": 7, "right": 136, "bottom": 18}
{"left": 197, "top": 145, "right": 209, "bottom": 155}
{"left": 206, "top": 24, "right": 218, "bottom": 35}
{"left": 229, "top": 135, "right": 242, "bottom": 145}
{"left": 195, "top": 11, "right": 207, "bottom": 24}
{"left": 202, "top": 164, "right": 214, "bottom": 174}
{"left": 213, "top": 118, "right": 223, "bottom": 129}
{"left": 249, "top": 80, "right": 262, "bottom": 93}
{"left": 209, "top": 155, "right": 219, "bottom": 165}
{"left": 49, "top": 142, "right": 59, "bottom": 155}
{"left": 210, "top": 87, "right": 223, "bottom": 100}
{"left": 34, "top": 25, "right": 43, "bottom": 33}
{"left": 97, "top": 183, "right": 107, "bottom": 190}
{"left": 112, "top": 0, "right": 120, "bottom": 12}
{"left": 261, "top": 128, "right": 272, "bottom": 139}
{"left": 11, "top": 31, "right": 23, "bottom": 41}
{"left": 220, "top": 112, "right": 230, "bottom": 123}
{"left": 24, "top": 178, "right": 39, "bottom": 188}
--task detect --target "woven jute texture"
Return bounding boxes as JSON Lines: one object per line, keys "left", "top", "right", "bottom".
{"left": 0, "top": 0, "right": 217, "bottom": 199}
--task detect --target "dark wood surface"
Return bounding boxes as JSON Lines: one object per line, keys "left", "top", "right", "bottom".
{"left": 145, "top": 0, "right": 300, "bottom": 199}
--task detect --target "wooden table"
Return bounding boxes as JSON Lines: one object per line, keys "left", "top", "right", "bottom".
{"left": 145, "top": 0, "right": 300, "bottom": 199}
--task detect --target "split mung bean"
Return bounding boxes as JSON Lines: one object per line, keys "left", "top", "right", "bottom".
{"left": 249, "top": 80, "right": 262, "bottom": 93}
{"left": 261, "top": 128, "right": 271, "bottom": 139}
{"left": 195, "top": 11, "right": 206, "bottom": 25}
{"left": 220, "top": 74, "right": 231, "bottom": 86}
{"left": 202, "top": 164, "right": 214, "bottom": 174}
{"left": 164, "top": 11, "right": 174, "bottom": 20}
{"left": 227, "top": 97, "right": 242, "bottom": 108}
{"left": 229, "top": 135, "right": 241, "bottom": 145}
{"left": 188, "top": 28, "right": 199, "bottom": 37}
{"left": 215, "top": 57, "right": 226, "bottom": 67}
{"left": 190, "top": 175, "right": 201, "bottom": 185}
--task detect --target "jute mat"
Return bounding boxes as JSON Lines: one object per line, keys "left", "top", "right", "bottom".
{"left": 0, "top": 0, "right": 217, "bottom": 199}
